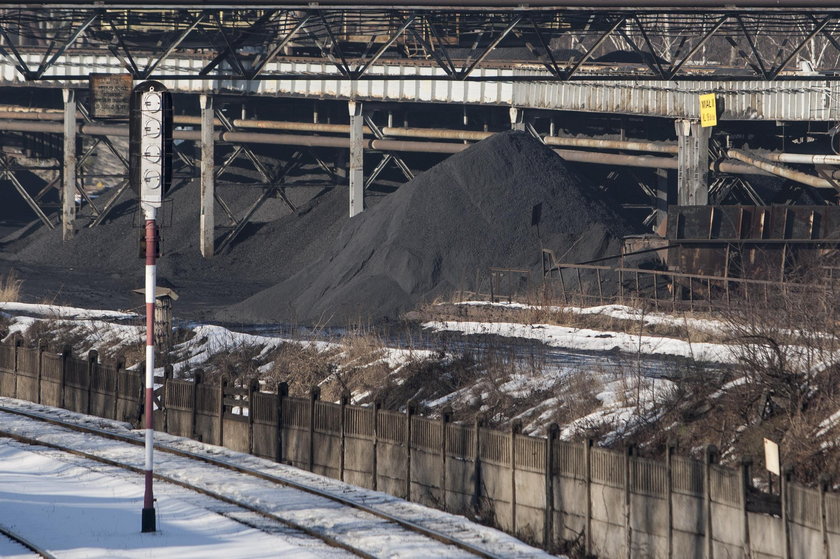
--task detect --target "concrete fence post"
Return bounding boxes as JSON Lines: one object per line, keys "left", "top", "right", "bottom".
{"left": 162, "top": 365, "right": 173, "bottom": 433}
{"left": 36, "top": 341, "right": 47, "bottom": 404}
{"left": 781, "top": 466, "right": 792, "bottom": 559}
{"left": 405, "top": 403, "right": 415, "bottom": 501}
{"left": 585, "top": 438, "right": 593, "bottom": 557}
{"left": 819, "top": 474, "right": 830, "bottom": 559}
{"left": 339, "top": 391, "right": 350, "bottom": 482}
{"left": 625, "top": 445, "right": 634, "bottom": 559}
{"left": 218, "top": 377, "right": 227, "bottom": 447}
{"left": 113, "top": 355, "right": 125, "bottom": 421}
{"left": 59, "top": 345, "right": 71, "bottom": 410}
{"left": 441, "top": 407, "right": 452, "bottom": 512}
{"left": 666, "top": 444, "right": 675, "bottom": 559}
{"left": 247, "top": 378, "right": 259, "bottom": 455}
{"left": 740, "top": 458, "right": 753, "bottom": 558}
{"left": 308, "top": 386, "right": 320, "bottom": 472}
{"left": 276, "top": 382, "right": 288, "bottom": 464}
{"left": 86, "top": 349, "right": 98, "bottom": 416}
{"left": 12, "top": 335, "right": 21, "bottom": 399}
{"left": 373, "top": 400, "right": 381, "bottom": 491}
{"left": 191, "top": 371, "right": 202, "bottom": 440}
{"left": 704, "top": 445, "right": 718, "bottom": 559}
{"left": 472, "top": 415, "right": 483, "bottom": 516}
{"left": 511, "top": 421, "right": 521, "bottom": 536}
{"left": 544, "top": 423, "right": 559, "bottom": 553}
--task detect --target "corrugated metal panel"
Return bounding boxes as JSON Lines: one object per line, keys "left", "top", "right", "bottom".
{"left": 4, "top": 54, "right": 837, "bottom": 121}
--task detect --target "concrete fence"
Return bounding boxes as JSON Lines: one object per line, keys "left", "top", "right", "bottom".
{"left": 1, "top": 338, "right": 838, "bottom": 558}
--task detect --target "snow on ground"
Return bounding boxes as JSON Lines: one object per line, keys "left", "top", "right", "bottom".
{"left": 0, "top": 302, "right": 137, "bottom": 320}
{"left": 0, "top": 398, "right": 559, "bottom": 558}
{"left": 0, "top": 441, "right": 330, "bottom": 559}
{"left": 456, "top": 301, "right": 730, "bottom": 334}
{"left": 423, "top": 319, "right": 738, "bottom": 364}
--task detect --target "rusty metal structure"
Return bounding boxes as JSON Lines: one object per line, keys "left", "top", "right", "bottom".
{"left": 0, "top": 1, "right": 839, "bottom": 289}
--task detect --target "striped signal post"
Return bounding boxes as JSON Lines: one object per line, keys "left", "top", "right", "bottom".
{"left": 142, "top": 207, "right": 157, "bottom": 532}
{"left": 130, "top": 81, "right": 172, "bottom": 534}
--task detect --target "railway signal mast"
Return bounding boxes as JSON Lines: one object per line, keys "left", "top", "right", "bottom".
{"left": 129, "top": 81, "right": 173, "bottom": 534}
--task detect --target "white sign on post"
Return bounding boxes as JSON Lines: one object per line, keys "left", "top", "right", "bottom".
{"left": 764, "top": 438, "right": 780, "bottom": 476}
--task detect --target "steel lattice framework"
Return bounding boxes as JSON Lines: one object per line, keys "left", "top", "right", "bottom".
{"left": 3, "top": 5, "right": 840, "bottom": 82}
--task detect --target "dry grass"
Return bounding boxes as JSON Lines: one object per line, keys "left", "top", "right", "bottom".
{"left": 0, "top": 270, "right": 22, "bottom": 302}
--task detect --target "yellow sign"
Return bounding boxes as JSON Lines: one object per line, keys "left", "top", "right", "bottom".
{"left": 699, "top": 93, "right": 717, "bottom": 127}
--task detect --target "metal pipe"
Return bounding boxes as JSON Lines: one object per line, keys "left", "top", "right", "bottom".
{"left": 4, "top": 109, "right": 840, "bottom": 165}
{"left": 0, "top": 118, "right": 832, "bottom": 186}
{"left": 545, "top": 136, "right": 679, "bottom": 154}
{"left": 727, "top": 148, "right": 835, "bottom": 189}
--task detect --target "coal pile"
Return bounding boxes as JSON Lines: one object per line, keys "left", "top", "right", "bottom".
{"left": 2, "top": 174, "right": 346, "bottom": 317}
{"left": 2, "top": 131, "right": 634, "bottom": 324}
{"left": 219, "top": 131, "right": 634, "bottom": 325}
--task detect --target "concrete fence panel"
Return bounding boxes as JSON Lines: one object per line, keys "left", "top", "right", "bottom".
{"left": 376, "top": 410, "right": 408, "bottom": 499}
{"left": 251, "top": 391, "right": 278, "bottom": 461}
{"left": 312, "top": 401, "right": 341, "bottom": 479}
{"left": 788, "top": 484, "right": 824, "bottom": 559}
{"left": 0, "top": 341, "right": 16, "bottom": 396}
{"left": 115, "top": 369, "right": 142, "bottom": 424}
{"left": 62, "top": 355, "right": 90, "bottom": 414}
{"left": 410, "top": 416, "right": 444, "bottom": 507}
{"left": 90, "top": 362, "right": 117, "bottom": 419}
{"left": 165, "top": 378, "right": 194, "bottom": 438}
{"left": 514, "top": 434, "right": 545, "bottom": 544}
{"left": 479, "top": 427, "right": 513, "bottom": 531}
{"left": 629, "top": 455, "right": 669, "bottom": 557}
{"left": 39, "top": 352, "right": 63, "bottom": 408}
{"left": 280, "top": 397, "right": 310, "bottom": 470}
{"left": 827, "top": 491, "right": 840, "bottom": 559}
{"left": 748, "top": 512, "right": 784, "bottom": 559}
{"left": 444, "top": 422, "right": 475, "bottom": 514}
{"left": 589, "top": 447, "right": 626, "bottom": 558}
{"left": 194, "top": 382, "right": 219, "bottom": 444}
{"left": 710, "top": 465, "right": 747, "bottom": 558}
{"left": 343, "top": 405, "right": 374, "bottom": 489}
{"left": 15, "top": 346, "right": 39, "bottom": 402}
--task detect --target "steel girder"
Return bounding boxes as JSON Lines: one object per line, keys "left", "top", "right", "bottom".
{"left": 3, "top": 8, "right": 840, "bottom": 81}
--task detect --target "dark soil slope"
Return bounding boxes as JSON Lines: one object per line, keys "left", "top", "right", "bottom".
{"left": 220, "top": 131, "right": 633, "bottom": 325}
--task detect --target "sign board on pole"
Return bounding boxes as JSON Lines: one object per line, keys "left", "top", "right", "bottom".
{"left": 699, "top": 93, "right": 717, "bottom": 128}
{"left": 89, "top": 73, "right": 132, "bottom": 119}
{"left": 764, "top": 438, "right": 780, "bottom": 475}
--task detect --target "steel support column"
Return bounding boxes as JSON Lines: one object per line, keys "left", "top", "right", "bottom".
{"left": 348, "top": 100, "right": 364, "bottom": 217}
{"left": 200, "top": 94, "right": 215, "bottom": 257}
{"left": 62, "top": 89, "right": 76, "bottom": 240}
{"left": 676, "top": 119, "right": 709, "bottom": 206}
{"left": 655, "top": 168, "right": 670, "bottom": 231}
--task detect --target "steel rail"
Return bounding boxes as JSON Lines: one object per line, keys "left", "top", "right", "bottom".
{"left": 0, "top": 525, "right": 57, "bottom": 559}
{"left": 0, "top": 427, "right": 375, "bottom": 559}
{"left": 0, "top": 404, "right": 506, "bottom": 559}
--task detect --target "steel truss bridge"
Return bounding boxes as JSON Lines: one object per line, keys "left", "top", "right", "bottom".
{"left": 5, "top": 3, "right": 840, "bottom": 83}
{"left": 1, "top": 1, "right": 840, "bottom": 265}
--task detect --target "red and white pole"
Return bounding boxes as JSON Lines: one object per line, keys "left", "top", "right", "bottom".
{"left": 141, "top": 207, "right": 157, "bottom": 533}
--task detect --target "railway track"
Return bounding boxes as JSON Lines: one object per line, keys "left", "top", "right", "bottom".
{"left": 0, "top": 400, "right": 550, "bottom": 559}
{"left": 0, "top": 524, "right": 56, "bottom": 559}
